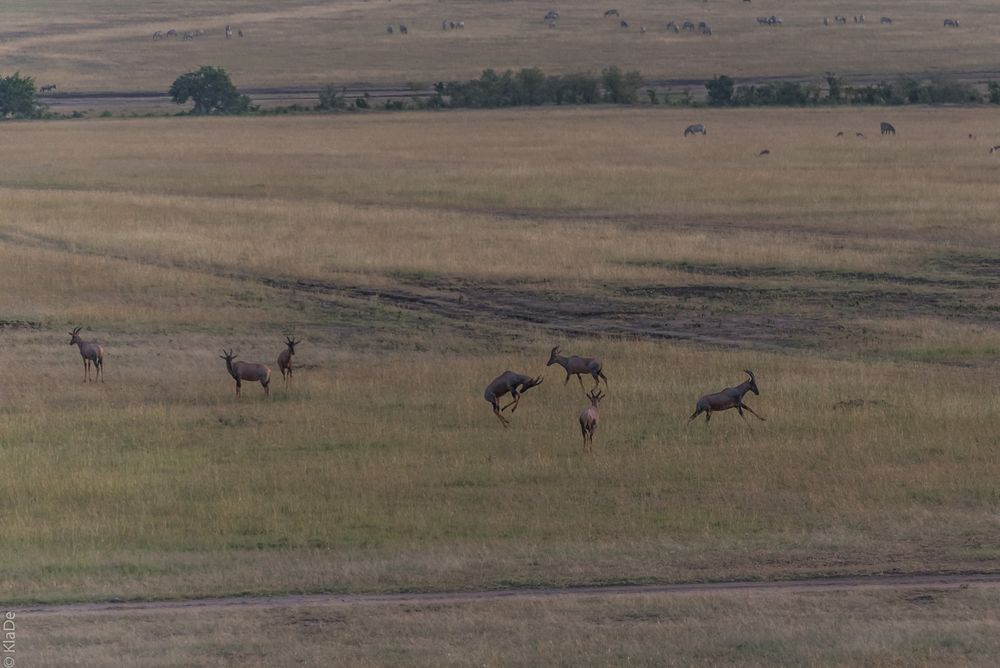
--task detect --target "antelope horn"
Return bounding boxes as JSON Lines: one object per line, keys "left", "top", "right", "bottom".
{"left": 745, "top": 369, "right": 756, "bottom": 380}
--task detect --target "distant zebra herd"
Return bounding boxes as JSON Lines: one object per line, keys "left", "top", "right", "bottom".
{"left": 683, "top": 122, "right": 903, "bottom": 142}
{"left": 153, "top": 25, "right": 243, "bottom": 40}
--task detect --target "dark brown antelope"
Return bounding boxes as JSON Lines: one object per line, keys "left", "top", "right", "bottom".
{"left": 484, "top": 371, "right": 544, "bottom": 428}
{"left": 277, "top": 336, "right": 300, "bottom": 387}
{"left": 547, "top": 346, "right": 607, "bottom": 392}
{"left": 688, "top": 369, "right": 766, "bottom": 424}
{"left": 220, "top": 349, "right": 271, "bottom": 397}
{"left": 579, "top": 390, "right": 605, "bottom": 450}
{"left": 68, "top": 326, "right": 104, "bottom": 382}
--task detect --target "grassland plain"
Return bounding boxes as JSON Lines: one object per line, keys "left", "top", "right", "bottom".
{"left": 6, "top": 0, "right": 1000, "bottom": 91}
{"left": 0, "top": 107, "right": 998, "bottom": 663}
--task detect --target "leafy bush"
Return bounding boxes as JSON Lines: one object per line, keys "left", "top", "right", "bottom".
{"left": 0, "top": 72, "right": 41, "bottom": 119}
{"left": 169, "top": 66, "right": 253, "bottom": 115}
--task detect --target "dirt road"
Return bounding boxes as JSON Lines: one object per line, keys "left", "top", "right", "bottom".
{"left": 13, "top": 573, "right": 1000, "bottom": 617}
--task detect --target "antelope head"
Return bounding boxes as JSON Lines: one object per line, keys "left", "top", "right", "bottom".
{"left": 220, "top": 349, "right": 237, "bottom": 364}
{"left": 744, "top": 369, "right": 759, "bottom": 395}
{"left": 522, "top": 376, "right": 544, "bottom": 392}
{"left": 587, "top": 389, "right": 605, "bottom": 405}
{"left": 546, "top": 346, "right": 561, "bottom": 366}
{"left": 68, "top": 326, "right": 85, "bottom": 345}
{"left": 284, "top": 336, "right": 300, "bottom": 354}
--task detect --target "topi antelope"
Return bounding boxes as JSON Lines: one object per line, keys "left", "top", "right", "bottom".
{"left": 579, "top": 390, "right": 605, "bottom": 450}
{"left": 484, "top": 371, "right": 544, "bottom": 428}
{"left": 547, "top": 346, "right": 607, "bottom": 392}
{"left": 68, "top": 326, "right": 104, "bottom": 382}
{"left": 220, "top": 349, "right": 271, "bottom": 397}
{"left": 689, "top": 369, "right": 765, "bottom": 424}
{"left": 277, "top": 336, "right": 301, "bottom": 387}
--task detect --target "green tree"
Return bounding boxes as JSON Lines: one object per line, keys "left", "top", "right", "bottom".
{"left": 169, "top": 66, "right": 252, "bottom": 115}
{"left": 0, "top": 72, "right": 40, "bottom": 119}
{"left": 601, "top": 66, "right": 643, "bottom": 104}
{"left": 989, "top": 81, "right": 1000, "bottom": 104}
{"left": 705, "top": 75, "right": 734, "bottom": 106}
{"left": 317, "top": 84, "right": 347, "bottom": 111}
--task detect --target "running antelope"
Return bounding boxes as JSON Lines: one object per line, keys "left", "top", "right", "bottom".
{"left": 277, "top": 336, "right": 301, "bottom": 387}
{"left": 220, "top": 349, "right": 271, "bottom": 397}
{"left": 68, "top": 326, "right": 104, "bottom": 383}
{"left": 688, "top": 369, "right": 765, "bottom": 424}
{"left": 547, "top": 346, "right": 607, "bottom": 392}
{"left": 484, "top": 371, "right": 544, "bottom": 427}
{"left": 579, "top": 390, "right": 605, "bottom": 450}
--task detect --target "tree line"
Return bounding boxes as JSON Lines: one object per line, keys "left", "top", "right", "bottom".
{"left": 1, "top": 67, "right": 1000, "bottom": 120}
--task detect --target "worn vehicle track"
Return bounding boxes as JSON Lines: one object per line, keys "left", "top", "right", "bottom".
{"left": 13, "top": 573, "right": 1000, "bottom": 616}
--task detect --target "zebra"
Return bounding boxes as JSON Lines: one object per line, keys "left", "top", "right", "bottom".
{"left": 153, "top": 30, "right": 164, "bottom": 39}
{"left": 682, "top": 20, "right": 695, "bottom": 31}
{"left": 225, "top": 24, "right": 232, "bottom": 39}
{"left": 165, "top": 29, "right": 177, "bottom": 37}
{"left": 880, "top": 17, "right": 892, "bottom": 24}
{"left": 620, "top": 19, "right": 629, "bottom": 28}
{"left": 457, "top": 21, "right": 464, "bottom": 28}
{"left": 386, "top": 24, "right": 394, "bottom": 34}
{"left": 943, "top": 18, "right": 959, "bottom": 28}
{"left": 640, "top": 25, "right": 646, "bottom": 34}
{"left": 399, "top": 24, "right": 408, "bottom": 34}
{"left": 701, "top": 24, "right": 712, "bottom": 35}
{"left": 834, "top": 16, "right": 847, "bottom": 24}
{"left": 684, "top": 123, "right": 707, "bottom": 137}
{"left": 183, "top": 31, "right": 195, "bottom": 40}
{"left": 989, "top": 145, "right": 1000, "bottom": 154}
{"left": 823, "top": 17, "right": 829, "bottom": 26}
{"left": 767, "top": 16, "right": 781, "bottom": 26}
{"left": 544, "top": 10, "right": 559, "bottom": 21}
{"left": 880, "top": 122, "right": 896, "bottom": 136}
{"left": 666, "top": 21, "right": 679, "bottom": 33}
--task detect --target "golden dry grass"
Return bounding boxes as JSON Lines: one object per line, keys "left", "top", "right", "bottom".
{"left": 0, "top": 107, "right": 997, "bottom": 663}
{"left": 22, "top": 588, "right": 1000, "bottom": 667}
{"left": 5, "top": 0, "right": 1000, "bottom": 90}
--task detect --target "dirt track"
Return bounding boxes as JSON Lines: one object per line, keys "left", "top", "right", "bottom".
{"left": 12, "top": 573, "right": 1000, "bottom": 616}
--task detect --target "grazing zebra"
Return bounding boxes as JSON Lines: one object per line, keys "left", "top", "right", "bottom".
{"left": 880, "top": 17, "right": 892, "bottom": 24}
{"left": 701, "top": 24, "right": 712, "bottom": 35}
{"left": 386, "top": 24, "right": 394, "bottom": 34}
{"left": 682, "top": 20, "right": 695, "bottom": 31}
{"left": 880, "top": 122, "right": 896, "bottom": 136}
{"left": 183, "top": 31, "right": 195, "bottom": 39}
{"left": 835, "top": 16, "right": 847, "bottom": 24}
{"left": 399, "top": 24, "right": 408, "bottom": 34}
{"left": 684, "top": 123, "right": 707, "bottom": 137}
{"left": 943, "top": 18, "right": 959, "bottom": 28}
{"left": 153, "top": 30, "right": 164, "bottom": 39}
{"left": 166, "top": 28, "right": 177, "bottom": 37}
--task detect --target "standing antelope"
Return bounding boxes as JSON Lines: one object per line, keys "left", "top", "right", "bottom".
{"left": 484, "top": 371, "right": 544, "bottom": 428}
{"left": 277, "top": 336, "right": 301, "bottom": 387}
{"left": 220, "top": 349, "right": 271, "bottom": 397}
{"left": 880, "top": 121, "right": 896, "bottom": 136}
{"left": 547, "top": 346, "right": 607, "bottom": 392}
{"left": 688, "top": 369, "right": 765, "bottom": 424}
{"left": 68, "top": 326, "right": 104, "bottom": 382}
{"left": 579, "top": 390, "right": 605, "bottom": 450}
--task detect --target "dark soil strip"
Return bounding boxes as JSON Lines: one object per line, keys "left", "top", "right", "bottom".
{"left": 13, "top": 573, "right": 1000, "bottom": 616}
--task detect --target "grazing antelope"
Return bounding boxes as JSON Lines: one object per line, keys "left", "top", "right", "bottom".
{"left": 39, "top": 84, "right": 57, "bottom": 92}
{"left": 684, "top": 123, "right": 707, "bottom": 136}
{"left": 688, "top": 369, "right": 765, "bottom": 424}
{"left": 484, "top": 371, "right": 544, "bottom": 427}
{"left": 579, "top": 390, "right": 605, "bottom": 450}
{"left": 880, "top": 121, "right": 896, "bottom": 136}
{"left": 856, "top": 132, "right": 865, "bottom": 138}
{"left": 68, "top": 326, "right": 104, "bottom": 383}
{"left": 220, "top": 349, "right": 271, "bottom": 397}
{"left": 757, "top": 149, "right": 770, "bottom": 157}
{"left": 604, "top": 9, "right": 620, "bottom": 17}
{"left": 277, "top": 336, "right": 301, "bottom": 387}
{"left": 399, "top": 23, "right": 408, "bottom": 34}
{"left": 547, "top": 346, "right": 607, "bottom": 392}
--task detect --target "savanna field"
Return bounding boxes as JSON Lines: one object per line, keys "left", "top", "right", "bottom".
{"left": 2, "top": 107, "right": 998, "bottom": 664}
{"left": 1, "top": 0, "right": 999, "bottom": 664}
